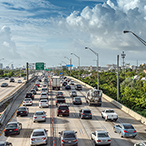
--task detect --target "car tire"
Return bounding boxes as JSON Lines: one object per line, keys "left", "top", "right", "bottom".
{"left": 113, "top": 128, "right": 116, "bottom": 133}
{"left": 133, "top": 136, "right": 136, "bottom": 138}
{"left": 57, "top": 114, "right": 59, "bottom": 116}
{"left": 120, "top": 132, "right": 123, "bottom": 138}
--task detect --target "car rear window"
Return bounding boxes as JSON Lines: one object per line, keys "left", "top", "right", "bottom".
{"left": 41, "top": 100, "right": 47, "bottom": 102}
{"left": 64, "top": 133, "right": 75, "bottom": 138}
{"left": 33, "top": 131, "right": 45, "bottom": 136}
{"left": 59, "top": 106, "right": 68, "bottom": 110}
{"left": 6, "top": 123, "right": 17, "bottom": 128}
{"left": 18, "top": 108, "right": 26, "bottom": 111}
{"left": 106, "top": 110, "right": 114, "bottom": 113}
{"left": 75, "top": 98, "right": 81, "bottom": 101}
{"left": 25, "top": 99, "right": 31, "bottom": 101}
{"left": 27, "top": 93, "right": 32, "bottom": 95}
{"left": 123, "top": 125, "right": 134, "bottom": 129}
{"left": 35, "top": 112, "right": 44, "bottom": 115}
{"left": 57, "top": 100, "right": 65, "bottom": 102}
{"left": 98, "top": 133, "right": 108, "bottom": 137}
{"left": 42, "top": 94, "right": 47, "bottom": 95}
{"left": 84, "top": 110, "right": 91, "bottom": 113}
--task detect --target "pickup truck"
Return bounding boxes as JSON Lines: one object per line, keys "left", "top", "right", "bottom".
{"left": 101, "top": 109, "right": 118, "bottom": 121}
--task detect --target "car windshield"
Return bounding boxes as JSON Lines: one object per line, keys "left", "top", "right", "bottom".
{"left": 123, "top": 124, "right": 134, "bottom": 129}
{"left": 42, "top": 89, "right": 47, "bottom": 91}
{"left": 33, "top": 131, "right": 45, "bottom": 136}
{"left": 98, "top": 133, "right": 109, "bottom": 137}
{"left": 27, "top": 93, "right": 32, "bottom": 95}
{"left": 72, "top": 91, "right": 76, "bottom": 94}
{"left": 18, "top": 108, "right": 26, "bottom": 111}
{"left": 77, "top": 85, "right": 81, "bottom": 87}
{"left": 75, "top": 98, "right": 81, "bottom": 101}
{"left": 59, "top": 106, "right": 68, "bottom": 110}
{"left": 57, "top": 92, "right": 63, "bottom": 94}
{"left": 58, "top": 100, "right": 65, "bottom": 102}
{"left": 84, "top": 110, "right": 91, "bottom": 113}
{"left": 25, "top": 99, "right": 31, "bottom": 101}
{"left": 35, "top": 112, "right": 44, "bottom": 115}
{"left": 42, "top": 94, "right": 47, "bottom": 96}
{"left": 64, "top": 133, "right": 75, "bottom": 138}
{"left": 106, "top": 110, "right": 114, "bottom": 113}
{"left": 41, "top": 100, "right": 47, "bottom": 102}
{"left": 6, "top": 123, "right": 17, "bottom": 128}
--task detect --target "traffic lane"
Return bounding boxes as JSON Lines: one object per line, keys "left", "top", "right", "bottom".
{"left": 63, "top": 88, "right": 134, "bottom": 146}
{"left": 53, "top": 90, "right": 93, "bottom": 146}
{"left": 0, "top": 84, "right": 51, "bottom": 146}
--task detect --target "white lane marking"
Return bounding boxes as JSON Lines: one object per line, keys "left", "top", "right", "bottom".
{"left": 79, "top": 129, "right": 83, "bottom": 134}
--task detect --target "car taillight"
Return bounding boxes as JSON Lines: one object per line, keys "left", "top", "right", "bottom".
{"left": 106, "top": 116, "right": 108, "bottom": 119}
{"left": 42, "top": 137, "right": 46, "bottom": 140}
{"left": 14, "top": 128, "right": 18, "bottom": 131}
{"left": 42, "top": 116, "right": 45, "bottom": 118}
{"left": 97, "top": 140, "right": 101, "bottom": 142}
{"left": 73, "top": 139, "right": 78, "bottom": 142}
{"left": 56, "top": 94, "right": 58, "bottom": 96}
{"left": 89, "top": 113, "right": 92, "bottom": 115}
{"left": 30, "top": 101, "right": 32, "bottom": 103}
{"left": 82, "top": 113, "right": 84, "bottom": 115}
{"left": 133, "top": 130, "right": 136, "bottom": 133}
{"left": 24, "top": 111, "right": 27, "bottom": 113}
{"left": 107, "top": 140, "right": 111, "bottom": 142}
{"left": 4, "top": 129, "right": 8, "bottom": 131}
{"left": 62, "top": 140, "right": 67, "bottom": 142}
{"left": 56, "top": 101, "right": 58, "bottom": 103}
{"left": 123, "top": 130, "right": 128, "bottom": 133}
{"left": 23, "top": 102, "right": 25, "bottom": 103}
{"left": 17, "top": 111, "right": 19, "bottom": 113}
{"left": 64, "top": 101, "right": 66, "bottom": 103}
{"left": 25, "top": 95, "right": 26, "bottom": 97}
{"left": 34, "top": 117, "right": 37, "bottom": 119}
{"left": 31, "top": 138, "right": 35, "bottom": 141}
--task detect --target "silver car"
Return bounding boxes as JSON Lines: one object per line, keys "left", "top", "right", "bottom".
{"left": 70, "top": 91, "right": 77, "bottom": 97}
{"left": 40, "top": 92, "right": 48, "bottom": 100}
{"left": 30, "top": 129, "right": 48, "bottom": 145}
{"left": 23, "top": 98, "right": 33, "bottom": 106}
{"left": 91, "top": 131, "right": 111, "bottom": 145}
{"left": 33, "top": 111, "right": 46, "bottom": 122}
{"left": 39, "top": 99, "right": 49, "bottom": 108}
{"left": 134, "top": 142, "right": 146, "bottom": 146}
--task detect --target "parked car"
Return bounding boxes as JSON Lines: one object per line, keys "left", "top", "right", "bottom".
{"left": 30, "top": 89, "right": 36, "bottom": 95}
{"left": 33, "top": 86, "right": 38, "bottom": 91}
{"left": 40, "top": 92, "right": 48, "bottom": 100}
{"left": 30, "top": 129, "right": 48, "bottom": 145}
{"left": 0, "top": 142, "right": 12, "bottom": 146}
{"left": 33, "top": 111, "right": 46, "bottom": 122}
{"left": 10, "top": 78, "right": 15, "bottom": 82}
{"left": 57, "top": 104, "right": 69, "bottom": 116}
{"left": 75, "top": 84, "right": 82, "bottom": 90}
{"left": 23, "top": 98, "right": 33, "bottom": 106}
{"left": 56, "top": 98, "right": 66, "bottom": 106}
{"left": 56, "top": 91, "right": 63, "bottom": 98}
{"left": 4, "top": 122, "right": 22, "bottom": 136}
{"left": 72, "top": 97, "right": 82, "bottom": 105}
{"left": 70, "top": 91, "right": 77, "bottom": 97}
{"left": 25, "top": 92, "right": 34, "bottom": 100}
{"left": 65, "top": 85, "right": 71, "bottom": 90}
{"left": 91, "top": 131, "right": 111, "bottom": 146}
{"left": 79, "top": 109, "right": 92, "bottom": 119}
{"left": 17, "top": 80, "right": 22, "bottom": 83}
{"left": 39, "top": 99, "right": 49, "bottom": 108}
{"left": 114, "top": 123, "right": 137, "bottom": 138}
{"left": 1, "top": 83, "right": 8, "bottom": 87}
{"left": 59, "top": 130, "right": 78, "bottom": 146}
{"left": 101, "top": 109, "right": 118, "bottom": 121}
{"left": 134, "top": 142, "right": 146, "bottom": 146}
{"left": 69, "top": 80, "right": 74, "bottom": 85}
{"left": 16, "top": 106, "right": 29, "bottom": 116}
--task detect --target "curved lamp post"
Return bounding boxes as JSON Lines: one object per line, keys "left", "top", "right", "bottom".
{"left": 85, "top": 47, "right": 99, "bottom": 90}
{"left": 71, "top": 53, "right": 80, "bottom": 80}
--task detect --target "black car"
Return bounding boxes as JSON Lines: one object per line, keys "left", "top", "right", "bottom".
{"left": 10, "top": 78, "right": 15, "bottom": 82}
{"left": 56, "top": 98, "right": 66, "bottom": 106}
{"left": 33, "top": 86, "right": 38, "bottom": 91}
{"left": 31, "top": 89, "right": 36, "bottom": 95}
{"left": 65, "top": 85, "right": 71, "bottom": 90}
{"left": 79, "top": 109, "right": 92, "bottom": 119}
{"left": 0, "top": 142, "right": 12, "bottom": 146}
{"left": 73, "top": 97, "right": 82, "bottom": 105}
{"left": 4, "top": 122, "right": 22, "bottom": 136}
{"left": 1, "top": 83, "right": 8, "bottom": 87}
{"left": 17, "top": 106, "right": 29, "bottom": 116}
{"left": 25, "top": 92, "right": 34, "bottom": 100}
{"left": 59, "top": 130, "right": 78, "bottom": 146}
{"left": 75, "top": 84, "right": 82, "bottom": 90}
{"left": 56, "top": 91, "right": 63, "bottom": 98}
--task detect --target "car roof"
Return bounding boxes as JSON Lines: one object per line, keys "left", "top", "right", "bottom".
{"left": 82, "top": 109, "right": 91, "bottom": 111}
{"left": 8, "top": 122, "right": 18, "bottom": 124}
{"left": 63, "top": 130, "right": 75, "bottom": 133}
{"left": 24, "top": 98, "right": 32, "bottom": 100}
{"left": 40, "top": 99, "right": 48, "bottom": 101}
{"left": 96, "top": 131, "right": 108, "bottom": 133}
{"left": 0, "top": 142, "right": 6, "bottom": 144}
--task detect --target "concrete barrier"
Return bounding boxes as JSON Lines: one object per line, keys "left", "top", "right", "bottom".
{"left": 67, "top": 76, "right": 146, "bottom": 125}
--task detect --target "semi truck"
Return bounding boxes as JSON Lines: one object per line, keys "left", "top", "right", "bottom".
{"left": 52, "top": 76, "right": 60, "bottom": 90}
{"left": 85, "top": 88, "right": 102, "bottom": 106}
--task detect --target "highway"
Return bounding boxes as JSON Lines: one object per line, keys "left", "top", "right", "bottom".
{"left": 0, "top": 76, "right": 146, "bottom": 145}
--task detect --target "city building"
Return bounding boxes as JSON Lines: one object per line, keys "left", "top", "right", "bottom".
{"left": 0, "top": 63, "right": 3, "bottom": 69}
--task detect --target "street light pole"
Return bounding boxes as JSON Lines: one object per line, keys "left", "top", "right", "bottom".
{"left": 71, "top": 53, "right": 80, "bottom": 80}
{"left": 85, "top": 47, "right": 99, "bottom": 90}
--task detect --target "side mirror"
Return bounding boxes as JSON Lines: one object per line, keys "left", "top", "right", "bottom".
{"left": 45, "top": 129, "right": 48, "bottom": 133}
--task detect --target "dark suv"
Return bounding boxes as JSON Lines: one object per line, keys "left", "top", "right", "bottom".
{"left": 25, "top": 92, "right": 34, "bottom": 100}
{"left": 10, "top": 78, "right": 15, "bottom": 82}
{"left": 79, "top": 109, "right": 92, "bottom": 119}
{"left": 57, "top": 104, "right": 69, "bottom": 116}
{"left": 16, "top": 106, "right": 29, "bottom": 116}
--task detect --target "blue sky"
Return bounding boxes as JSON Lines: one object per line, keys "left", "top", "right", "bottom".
{"left": 0, "top": 0, "right": 146, "bottom": 68}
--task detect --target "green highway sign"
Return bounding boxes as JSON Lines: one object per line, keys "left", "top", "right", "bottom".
{"left": 45, "top": 68, "right": 52, "bottom": 71}
{"left": 36, "top": 62, "right": 44, "bottom": 70}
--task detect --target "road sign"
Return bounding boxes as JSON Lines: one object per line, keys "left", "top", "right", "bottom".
{"left": 60, "top": 72, "right": 64, "bottom": 75}
{"left": 66, "top": 64, "right": 73, "bottom": 67}
{"left": 36, "top": 62, "right": 44, "bottom": 70}
{"left": 45, "top": 69, "right": 52, "bottom": 71}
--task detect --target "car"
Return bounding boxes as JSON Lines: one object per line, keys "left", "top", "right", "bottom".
{"left": 134, "top": 142, "right": 146, "bottom": 146}
{"left": 33, "top": 86, "right": 38, "bottom": 91}
{"left": 5, "top": 77, "right": 9, "bottom": 80}
{"left": 41, "top": 87, "right": 49, "bottom": 94}
{"left": 16, "top": 106, "right": 29, "bottom": 116}
{"left": 56, "top": 98, "right": 66, "bottom": 106}
{"left": 10, "top": 78, "right": 15, "bottom": 82}
{"left": 69, "top": 80, "right": 74, "bottom": 85}
{"left": 35, "top": 81, "right": 40, "bottom": 87}
{"left": 70, "top": 91, "right": 77, "bottom": 97}
{"left": 23, "top": 98, "right": 33, "bottom": 106}
{"left": 30, "top": 89, "right": 36, "bottom": 95}
{"left": 30, "top": 129, "right": 48, "bottom": 145}
{"left": 25, "top": 92, "right": 34, "bottom": 100}
{"left": 23, "top": 76, "right": 26, "bottom": 80}
{"left": 72, "top": 97, "right": 82, "bottom": 105}
{"left": 0, "top": 142, "right": 12, "bottom": 146}
{"left": 79, "top": 109, "right": 92, "bottom": 119}
{"left": 1, "top": 83, "right": 8, "bottom": 87}
{"left": 33, "top": 111, "right": 46, "bottom": 122}
{"left": 40, "top": 92, "right": 48, "bottom": 100}
{"left": 91, "top": 131, "right": 111, "bottom": 146}
{"left": 114, "top": 123, "right": 137, "bottom": 138}
{"left": 4, "top": 122, "right": 22, "bottom": 136}
{"left": 57, "top": 104, "right": 69, "bottom": 116}
{"left": 75, "top": 84, "right": 82, "bottom": 90}
{"left": 38, "top": 79, "right": 42, "bottom": 82}
{"left": 56, "top": 91, "right": 63, "bottom": 98}
{"left": 62, "top": 81, "right": 67, "bottom": 86}
{"left": 65, "top": 85, "right": 71, "bottom": 90}
{"left": 42, "top": 84, "right": 47, "bottom": 88}
{"left": 39, "top": 99, "right": 49, "bottom": 108}
{"left": 59, "top": 130, "right": 78, "bottom": 146}
{"left": 17, "top": 79, "right": 22, "bottom": 83}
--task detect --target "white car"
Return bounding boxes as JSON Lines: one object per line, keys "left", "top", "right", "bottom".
{"left": 33, "top": 111, "right": 46, "bottom": 122}
{"left": 91, "top": 131, "right": 111, "bottom": 145}
{"left": 41, "top": 87, "right": 49, "bottom": 94}
{"left": 23, "top": 98, "right": 33, "bottom": 106}
{"left": 69, "top": 80, "right": 74, "bottom": 85}
{"left": 134, "top": 142, "right": 146, "bottom": 146}
{"left": 40, "top": 92, "right": 48, "bottom": 100}
{"left": 70, "top": 91, "right": 77, "bottom": 97}
{"left": 30, "top": 129, "right": 48, "bottom": 145}
{"left": 101, "top": 109, "right": 118, "bottom": 121}
{"left": 39, "top": 99, "right": 49, "bottom": 108}
{"left": 17, "top": 80, "right": 22, "bottom": 83}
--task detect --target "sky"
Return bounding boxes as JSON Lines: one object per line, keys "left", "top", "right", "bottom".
{"left": 0, "top": 0, "right": 146, "bottom": 68}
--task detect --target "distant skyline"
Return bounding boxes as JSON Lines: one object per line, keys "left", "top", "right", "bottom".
{"left": 0, "top": 0, "right": 146, "bottom": 68}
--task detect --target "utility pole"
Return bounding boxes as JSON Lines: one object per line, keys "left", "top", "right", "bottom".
{"left": 117, "top": 55, "right": 119, "bottom": 101}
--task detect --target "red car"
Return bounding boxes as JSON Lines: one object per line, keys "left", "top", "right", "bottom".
{"left": 35, "top": 84, "right": 40, "bottom": 87}
{"left": 57, "top": 104, "right": 69, "bottom": 116}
